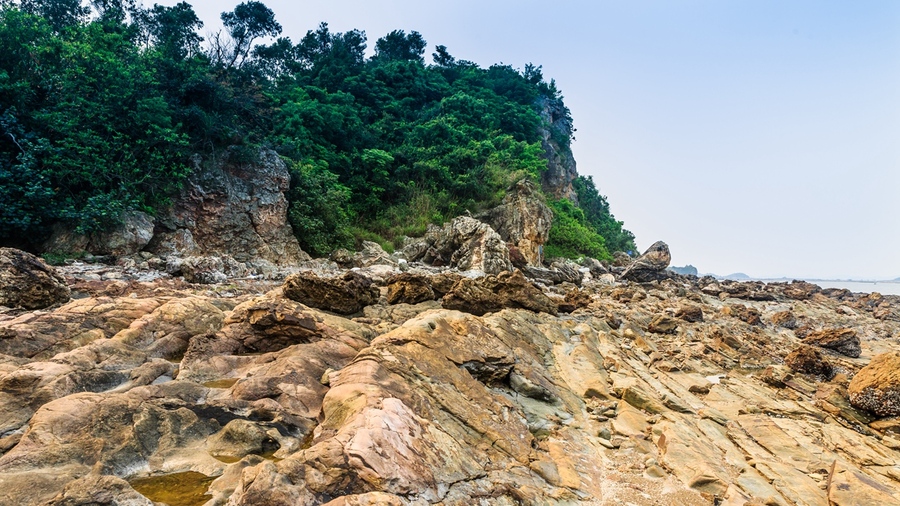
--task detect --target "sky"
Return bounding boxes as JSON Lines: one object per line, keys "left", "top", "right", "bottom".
{"left": 162, "top": 0, "right": 900, "bottom": 280}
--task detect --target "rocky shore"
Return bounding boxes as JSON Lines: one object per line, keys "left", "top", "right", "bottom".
{"left": 1, "top": 243, "right": 899, "bottom": 506}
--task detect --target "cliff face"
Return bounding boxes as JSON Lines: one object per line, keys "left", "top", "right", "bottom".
{"left": 146, "top": 148, "right": 309, "bottom": 266}
{"left": 538, "top": 96, "right": 579, "bottom": 203}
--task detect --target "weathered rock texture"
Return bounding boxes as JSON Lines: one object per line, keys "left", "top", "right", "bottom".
{"left": 441, "top": 270, "right": 558, "bottom": 316}
{"left": 849, "top": 351, "right": 900, "bottom": 416}
{"left": 43, "top": 211, "right": 155, "bottom": 257}
{"left": 147, "top": 148, "right": 308, "bottom": 265}
{"left": 0, "top": 265, "right": 899, "bottom": 505}
{"left": 620, "top": 241, "right": 671, "bottom": 282}
{"left": 0, "top": 248, "right": 70, "bottom": 309}
{"left": 477, "top": 179, "right": 553, "bottom": 266}
{"left": 403, "top": 216, "right": 512, "bottom": 274}
{"left": 803, "top": 328, "right": 862, "bottom": 358}
{"left": 282, "top": 271, "right": 379, "bottom": 315}
{"left": 537, "top": 96, "right": 578, "bottom": 202}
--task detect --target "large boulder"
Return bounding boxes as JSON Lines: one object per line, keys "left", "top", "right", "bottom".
{"left": 0, "top": 248, "right": 70, "bottom": 309}
{"left": 283, "top": 271, "right": 379, "bottom": 315}
{"left": 802, "top": 328, "right": 861, "bottom": 358}
{"left": 147, "top": 148, "right": 309, "bottom": 265}
{"left": 620, "top": 241, "right": 671, "bottom": 282}
{"left": 785, "top": 345, "right": 833, "bottom": 377}
{"left": 848, "top": 351, "right": 900, "bottom": 416}
{"left": 477, "top": 179, "right": 553, "bottom": 266}
{"left": 385, "top": 273, "right": 435, "bottom": 305}
{"left": 404, "top": 216, "right": 512, "bottom": 274}
{"left": 442, "top": 270, "right": 558, "bottom": 316}
{"left": 43, "top": 211, "right": 155, "bottom": 257}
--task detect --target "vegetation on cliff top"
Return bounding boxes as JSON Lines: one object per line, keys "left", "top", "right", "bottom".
{"left": 0, "top": 0, "right": 635, "bottom": 260}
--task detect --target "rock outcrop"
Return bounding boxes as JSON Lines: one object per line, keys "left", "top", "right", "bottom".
{"left": 43, "top": 211, "right": 155, "bottom": 257}
{"left": 147, "top": 148, "right": 308, "bottom": 266}
{"left": 477, "top": 179, "right": 553, "bottom": 266}
{"left": 849, "top": 351, "right": 900, "bottom": 416}
{"left": 620, "top": 241, "right": 671, "bottom": 282}
{"left": 442, "top": 270, "right": 558, "bottom": 316}
{"left": 0, "top": 262, "right": 899, "bottom": 505}
{"left": 0, "top": 248, "right": 70, "bottom": 309}
{"left": 537, "top": 96, "right": 579, "bottom": 202}
{"left": 403, "top": 216, "right": 512, "bottom": 274}
{"left": 282, "top": 271, "right": 379, "bottom": 315}
{"left": 802, "top": 328, "right": 861, "bottom": 358}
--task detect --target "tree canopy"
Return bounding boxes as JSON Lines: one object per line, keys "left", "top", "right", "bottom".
{"left": 0, "top": 0, "right": 635, "bottom": 259}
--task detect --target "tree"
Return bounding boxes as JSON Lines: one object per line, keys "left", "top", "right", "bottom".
{"left": 373, "top": 30, "right": 426, "bottom": 62}
{"left": 18, "top": 0, "right": 88, "bottom": 32}
{"left": 432, "top": 45, "right": 455, "bottom": 67}
{"left": 143, "top": 2, "right": 204, "bottom": 60}
{"left": 215, "top": 1, "right": 281, "bottom": 69}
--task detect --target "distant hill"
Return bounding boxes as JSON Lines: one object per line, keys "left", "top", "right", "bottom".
{"left": 668, "top": 264, "right": 698, "bottom": 276}
{"left": 720, "top": 273, "right": 750, "bottom": 281}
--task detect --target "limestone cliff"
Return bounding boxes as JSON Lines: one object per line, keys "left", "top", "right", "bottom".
{"left": 538, "top": 95, "right": 579, "bottom": 203}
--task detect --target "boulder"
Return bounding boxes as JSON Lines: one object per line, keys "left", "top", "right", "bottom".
{"left": 802, "top": 328, "right": 861, "bottom": 358}
{"left": 0, "top": 248, "right": 70, "bottom": 309}
{"left": 848, "top": 351, "right": 900, "bottom": 416}
{"left": 283, "top": 271, "right": 379, "bottom": 315}
{"left": 522, "top": 260, "right": 583, "bottom": 286}
{"left": 559, "top": 288, "right": 591, "bottom": 313}
{"left": 782, "top": 280, "right": 820, "bottom": 300}
{"left": 648, "top": 315, "right": 678, "bottom": 334}
{"left": 579, "top": 257, "right": 609, "bottom": 277}
{"left": 785, "top": 345, "right": 833, "bottom": 377}
{"left": 207, "top": 419, "right": 279, "bottom": 460}
{"left": 728, "top": 304, "right": 762, "bottom": 326}
{"left": 403, "top": 216, "right": 512, "bottom": 274}
{"left": 675, "top": 305, "right": 704, "bottom": 323}
{"left": 180, "top": 255, "right": 248, "bottom": 284}
{"left": 442, "top": 270, "right": 558, "bottom": 316}
{"left": 385, "top": 273, "right": 435, "bottom": 305}
{"left": 146, "top": 148, "right": 309, "bottom": 265}
{"left": 43, "top": 211, "right": 155, "bottom": 257}
{"left": 770, "top": 310, "right": 798, "bottom": 329}
{"left": 620, "top": 241, "right": 671, "bottom": 282}
{"left": 332, "top": 241, "right": 395, "bottom": 269}
{"left": 476, "top": 179, "right": 552, "bottom": 266}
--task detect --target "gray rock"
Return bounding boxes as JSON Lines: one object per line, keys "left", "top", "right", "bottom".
{"left": 477, "top": 179, "right": 553, "bottom": 266}
{"left": 147, "top": 148, "right": 309, "bottom": 265}
{"left": 404, "top": 216, "right": 512, "bottom": 275}
{"left": 620, "top": 241, "right": 671, "bottom": 282}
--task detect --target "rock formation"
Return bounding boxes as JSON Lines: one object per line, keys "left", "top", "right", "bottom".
{"left": 282, "top": 271, "right": 380, "bottom": 315}
{"left": 537, "top": 96, "right": 579, "bottom": 202}
{"left": 0, "top": 257, "right": 899, "bottom": 505}
{"left": 402, "top": 216, "right": 512, "bottom": 274}
{"left": 147, "top": 148, "right": 308, "bottom": 267}
{"left": 620, "top": 240, "right": 671, "bottom": 282}
{"left": 0, "top": 248, "right": 70, "bottom": 309}
{"left": 477, "top": 179, "right": 553, "bottom": 266}
{"left": 848, "top": 351, "right": 900, "bottom": 416}
{"left": 43, "top": 211, "right": 155, "bottom": 257}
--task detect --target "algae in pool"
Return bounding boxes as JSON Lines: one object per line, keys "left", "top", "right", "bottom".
{"left": 129, "top": 471, "right": 215, "bottom": 506}
{"left": 203, "top": 378, "right": 238, "bottom": 389}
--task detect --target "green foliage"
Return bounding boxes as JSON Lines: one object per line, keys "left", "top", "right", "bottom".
{"left": 573, "top": 176, "right": 636, "bottom": 254}
{"left": 286, "top": 160, "right": 353, "bottom": 257}
{"left": 0, "top": 1, "right": 636, "bottom": 259}
{"left": 545, "top": 199, "right": 612, "bottom": 261}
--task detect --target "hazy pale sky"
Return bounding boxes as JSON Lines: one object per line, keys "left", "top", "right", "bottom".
{"left": 166, "top": 1, "right": 900, "bottom": 279}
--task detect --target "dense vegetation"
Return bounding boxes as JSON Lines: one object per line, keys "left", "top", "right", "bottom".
{"left": 0, "top": 0, "right": 635, "bottom": 259}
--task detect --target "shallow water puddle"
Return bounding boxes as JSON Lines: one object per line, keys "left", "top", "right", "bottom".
{"left": 202, "top": 378, "right": 239, "bottom": 389}
{"left": 129, "top": 471, "right": 215, "bottom": 506}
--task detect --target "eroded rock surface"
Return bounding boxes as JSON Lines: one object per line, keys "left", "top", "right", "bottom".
{"left": 0, "top": 266, "right": 898, "bottom": 505}
{"left": 282, "top": 271, "right": 379, "bottom": 315}
{"left": 620, "top": 241, "right": 671, "bottom": 282}
{"left": 403, "top": 216, "right": 512, "bottom": 274}
{"left": 0, "top": 248, "right": 71, "bottom": 309}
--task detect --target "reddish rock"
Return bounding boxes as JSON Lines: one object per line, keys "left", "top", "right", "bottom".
{"left": 849, "top": 351, "right": 900, "bottom": 416}
{"left": 802, "top": 328, "right": 861, "bottom": 358}
{"left": 785, "top": 345, "right": 833, "bottom": 377}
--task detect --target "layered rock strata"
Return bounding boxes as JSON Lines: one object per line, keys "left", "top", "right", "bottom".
{"left": 0, "top": 260, "right": 899, "bottom": 505}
